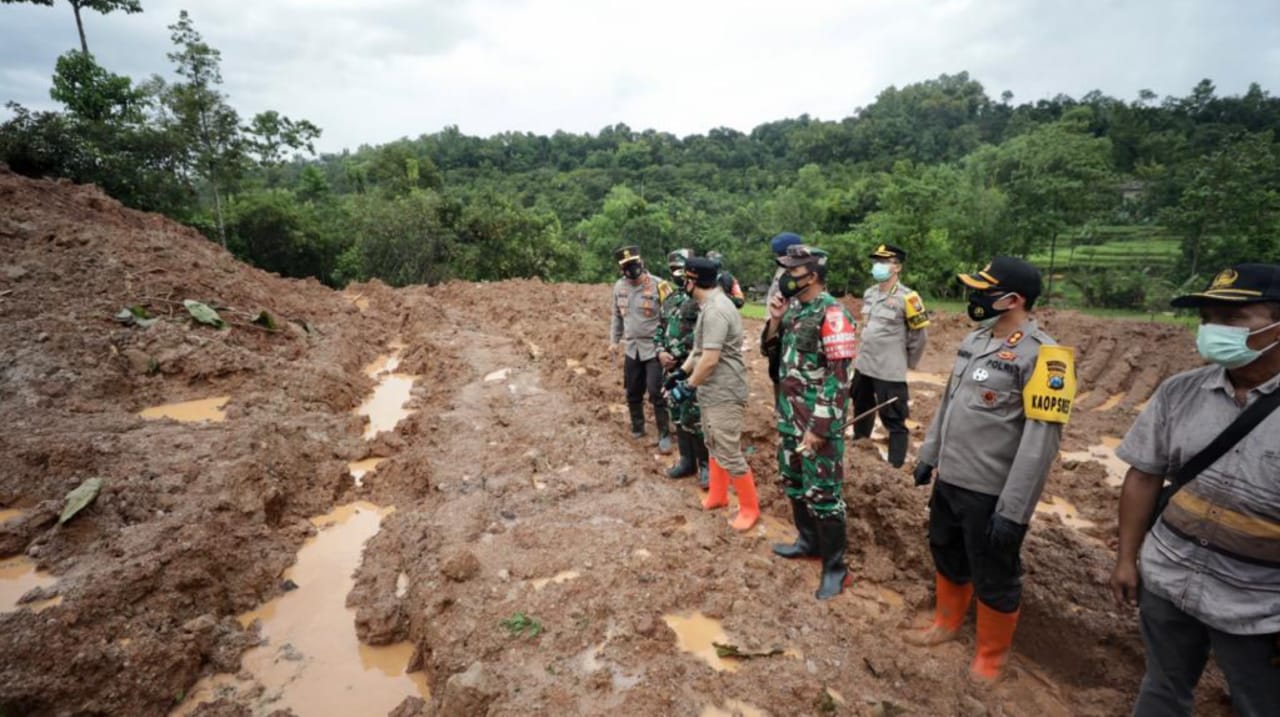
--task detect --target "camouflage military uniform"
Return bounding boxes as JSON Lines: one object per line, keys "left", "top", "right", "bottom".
{"left": 763, "top": 293, "right": 857, "bottom": 518}
{"left": 657, "top": 292, "right": 703, "bottom": 432}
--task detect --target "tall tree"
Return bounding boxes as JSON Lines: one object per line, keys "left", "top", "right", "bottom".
{"left": 163, "top": 10, "right": 242, "bottom": 247}
{"left": 1, "top": 0, "right": 142, "bottom": 54}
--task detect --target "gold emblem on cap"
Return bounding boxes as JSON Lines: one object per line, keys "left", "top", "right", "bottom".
{"left": 1210, "top": 269, "right": 1238, "bottom": 290}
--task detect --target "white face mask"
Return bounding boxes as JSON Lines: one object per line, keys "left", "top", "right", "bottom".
{"left": 1196, "top": 319, "right": 1280, "bottom": 369}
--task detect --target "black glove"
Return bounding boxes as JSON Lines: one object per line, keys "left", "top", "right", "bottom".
{"left": 664, "top": 367, "right": 688, "bottom": 390}
{"left": 668, "top": 381, "right": 696, "bottom": 404}
{"left": 987, "top": 514, "right": 1027, "bottom": 553}
{"left": 912, "top": 462, "right": 934, "bottom": 486}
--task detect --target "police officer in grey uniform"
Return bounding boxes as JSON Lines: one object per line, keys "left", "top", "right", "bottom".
{"left": 907, "top": 256, "right": 1077, "bottom": 685}
{"left": 851, "top": 243, "right": 929, "bottom": 467}
{"left": 609, "top": 245, "right": 672, "bottom": 449}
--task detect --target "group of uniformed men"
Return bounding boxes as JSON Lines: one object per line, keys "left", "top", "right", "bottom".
{"left": 609, "top": 237, "right": 1280, "bottom": 712}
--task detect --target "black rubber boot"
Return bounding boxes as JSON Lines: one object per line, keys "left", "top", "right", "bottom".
{"left": 693, "top": 433, "right": 710, "bottom": 489}
{"left": 815, "top": 516, "right": 849, "bottom": 600}
{"left": 666, "top": 430, "right": 696, "bottom": 479}
{"left": 887, "top": 431, "right": 908, "bottom": 468}
{"left": 656, "top": 408, "right": 672, "bottom": 453}
{"left": 772, "top": 498, "right": 819, "bottom": 558}
{"left": 628, "top": 402, "right": 645, "bottom": 439}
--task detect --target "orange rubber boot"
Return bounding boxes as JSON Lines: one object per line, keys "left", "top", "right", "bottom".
{"left": 904, "top": 573, "right": 974, "bottom": 646}
{"left": 727, "top": 469, "right": 760, "bottom": 531}
{"left": 701, "top": 458, "right": 729, "bottom": 510}
{"left": 970, "top": 601, "right": 1020, "bottom": 684}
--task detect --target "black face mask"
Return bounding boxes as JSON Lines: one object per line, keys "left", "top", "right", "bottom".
{"left": 967, "top": 292, "right": 1011, "bottom": 323}
{"left": 623, "top": 263, "right": 643, "bottom": 280}
{"left": 779, "top": 271, "right": 812, "bottom": 299}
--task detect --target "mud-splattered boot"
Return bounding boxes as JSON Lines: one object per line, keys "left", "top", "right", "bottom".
{"left": 887, "top": 431, "right": 908, "bottom": 468}
{"left": 970, "top": 602, "right": 1019, "bottom": 685}
{"left": 772, "top": 498, "right": 819, "bottom": 558}
{"left": 656, "top": 409, "right": 672, "bottom": 453}
{"left": 665, "top": 430, "right": 696, "bottom": 479}
{"left": 628, "top": 402, "right": 646, "bottom": 439}
{"left": 728, "top": 469, "right": 759, "bottom": 531}
{"left": 701, "top": 458, "right": 729, "bottom": 510}
{"left": 693, "top": 434, "right": 710, "bottom": 489}
{"left": 904, "top": 573, "right": 974, "bottom": 646}
{"left": 814, "top": 516, "right": 848, "bottom": 600}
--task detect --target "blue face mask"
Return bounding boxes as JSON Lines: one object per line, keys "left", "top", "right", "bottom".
{"left": 871, "top": 262, "right": 893, "bottom": 282}
{"left": 1196, "top": 320, "right": 1280, "bottom": 369}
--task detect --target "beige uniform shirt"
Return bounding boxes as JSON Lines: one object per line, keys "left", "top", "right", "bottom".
{"left": 854, "top": 281, "right": 928, "bottom": 382}
{"left": 609, "top": 273, "right": 664, "bottom": 361}
{"left": 688, "top": 288, "right": 748, "bottom": 406}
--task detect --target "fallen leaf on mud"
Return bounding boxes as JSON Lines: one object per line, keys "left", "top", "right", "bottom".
{"left": 500, "top": 612, "right": 543, "bottom": 638}
{"left": 252, "top": 310, "right": 278, "bottom": 331}
{"left": 183, "top": 300, "right": 227, "bottom": 330}
{"left": 59, "top": 477, "right": 102, "bottom": 524}
{"left": 113, "top": 306, "right": 157, "bottom": 328}
{"left": 713, "top": 642, "right": 785, "bottom": 660}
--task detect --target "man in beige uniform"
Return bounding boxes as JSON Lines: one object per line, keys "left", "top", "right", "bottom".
{"left": 852, "top": 243, "right": 929, "bottom": 467}
{"left": 609, "top": 245, "right": 672, "bottom": 449}
{"left": 669, "top": 257, "right": 759, "bottom": 531}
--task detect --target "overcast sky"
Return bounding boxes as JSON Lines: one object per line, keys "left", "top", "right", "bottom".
{"left": 2, "top": 0, "right": 1278, "bottom": 153}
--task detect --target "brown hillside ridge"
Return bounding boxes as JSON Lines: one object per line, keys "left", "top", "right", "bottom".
{"left": 0, "top": 165, "right": 1229, "bottom": 716}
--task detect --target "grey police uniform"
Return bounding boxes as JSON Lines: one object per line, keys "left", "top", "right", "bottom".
{"left": 917, "top": 319, "right": 1065, "bottom": 611}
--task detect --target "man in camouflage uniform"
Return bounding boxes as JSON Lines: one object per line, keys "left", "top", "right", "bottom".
{"left": 761, "top": 244, "right": 858, "bottom": 600}
{"left": 907, "top": 256, "right": 1076, "bottom": 685}
{"left": 656, "top": 249, "right": 710, "bottom": 484}
{"left": 609, "top": 245, "right": 672, "bottom": 451}
{"left": 852, "top": 243, "right": 930, "bottom": 467}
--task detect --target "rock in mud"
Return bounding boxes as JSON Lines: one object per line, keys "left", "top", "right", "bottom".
{"left": 388, "top": 696, "right": 427, "bottom": 717}
{"left": 440, "top": 662, "right": 500, "bottom": 716}
{"left": 441, "top": 550, "right": 481, "bottom": 582}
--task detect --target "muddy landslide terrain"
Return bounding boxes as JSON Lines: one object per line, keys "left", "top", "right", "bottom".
{"left": 0, "top": 167, "right": 1231, "bottom": 716}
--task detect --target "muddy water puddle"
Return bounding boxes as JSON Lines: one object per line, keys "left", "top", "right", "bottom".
{"left": 532, "top": 569, "right": 581, "bottom": 590}
{"left": 347, "top": 457, "right": 386, "bottom": 487}
{"left": 1061, "top": 436, "right": 1125, "bottom": 487}
{"left": 357, "top": 346, "right": 419, "bottom": 439}
{"left": 1035, "top": 495, "right": 1096, "bottom": 530}
{"left": 173, "top": 502, "right": 427, "bottom": 716}
{"left": 701, "top": 699, "right": 769, "bottom": 717}
{"left": 907, "top": 370, "right": 948, "bottom": 387}
{"left": 663, "top": 612, "right": 740, "bottom": 672}
{"left": 1, "top": 555, "right": 59, "bottom": 613}
{"left": 138, "top": 396, "right": 229, "bottom": 423}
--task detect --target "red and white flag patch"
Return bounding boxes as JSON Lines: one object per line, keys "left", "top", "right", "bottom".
{"left": 821, "top": 305, "right": 857, "bottom": 360}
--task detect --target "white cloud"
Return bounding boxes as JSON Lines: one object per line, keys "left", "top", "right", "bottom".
{"left": 1, "top": 0, "right": 1277, "bottom": 152}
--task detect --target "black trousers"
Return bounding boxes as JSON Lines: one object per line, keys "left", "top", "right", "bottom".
{"left": 624, "top": 354, "right": 665, "bottom": 428}
{"left": 1134, "top": 587, "right": 1280, "bottom": 717}
{"left": 928, "top": 481, "right": 1026, "bottom": 613}
{"left": 851, "top": 371, "right": 910, "bottom": 466}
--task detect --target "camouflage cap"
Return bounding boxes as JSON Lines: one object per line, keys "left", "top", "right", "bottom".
{"left": 667, "top": 248, "right": 691, "bottom": 268}
{"left": 777, "top": 244, "right": 829, "bottom": 269}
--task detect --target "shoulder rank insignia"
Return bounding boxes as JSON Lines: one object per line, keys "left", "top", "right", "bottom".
{"left": 1023, "top": 345, "right": 1076, "bottom": 424}
{"left": 1005, "top": 330, "right": 1024, "bottom": 347}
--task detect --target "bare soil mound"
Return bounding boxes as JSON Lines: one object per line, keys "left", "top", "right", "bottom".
{"left": 0, "top": 167, "right": 1229, "bottom": 716}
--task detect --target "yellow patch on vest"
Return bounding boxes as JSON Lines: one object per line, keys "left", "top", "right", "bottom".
{"left": 903, "top": 290, "right": 930, "bottom": 329}
{"left": 1024, "top": 345, "right": 1076, "bottom": 424}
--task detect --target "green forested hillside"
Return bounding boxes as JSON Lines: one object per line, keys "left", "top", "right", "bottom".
{"left": 4, "top": 8, "right": 1278, "bottom": 308}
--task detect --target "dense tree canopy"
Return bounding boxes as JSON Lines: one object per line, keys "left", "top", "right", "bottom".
{"left": 3, "top": 5, "right": 1279, "bottom": 307}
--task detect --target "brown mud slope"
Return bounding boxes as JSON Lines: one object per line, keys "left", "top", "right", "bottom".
{"left": 0, "top": 166, "right": 1231, "bottom": 716}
